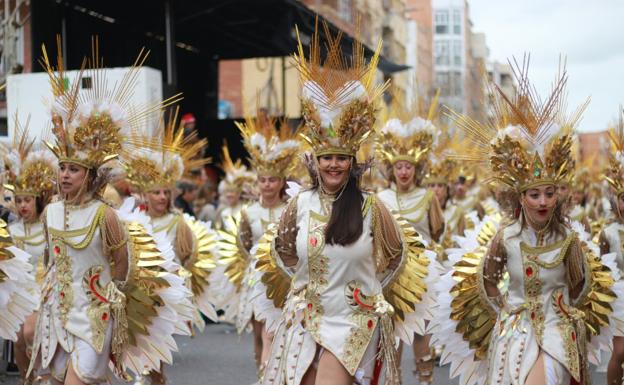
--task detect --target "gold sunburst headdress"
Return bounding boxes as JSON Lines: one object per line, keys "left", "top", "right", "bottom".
{"left": 376, "top": 88, "right": 441, "bottom": 169}
{"left": 605, "top": 108, "right": 624, "bottom": 196}
{"left": 2, "top": 115, "right": 57, "bottom": 202}
{"left": 449, "top": 57, "right": 587, "bottom": 193}
{"left": 235, "top": 108, "right": 300, "bottom": 177}
{"left": 218, "top": 143, "right": 256, "bottom": 194}
{"left": 124, "top": 108, "right": 209, "bottom": 192}
{"left": 294, "top": 20, "right": 388, "bottom": 158}
{"left": 41, "top": 36, "right": 181, "bottom": 171}
{"left": 571, "top": 166, "right": 591, "bottom": 194}
{"left": 423, "top": 127, "right": 460, "bottom": 185}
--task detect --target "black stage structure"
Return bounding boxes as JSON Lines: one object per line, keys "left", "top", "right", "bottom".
{"left": 30, "top": 0, "right": 408, "bottom": 161}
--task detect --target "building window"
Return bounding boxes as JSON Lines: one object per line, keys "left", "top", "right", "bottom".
{"left": 453, "top": 40, "right": 462, "bottom": 66}
{"left": 435, "top": 72, "right": 450, "bottom": 96}
{"left": 450, "top": 71, "right": 463, "bottom": 96}
{"left": 338, "top": 0, "right": 353, "bottom": 23}
{"left": 453, "top": 9, "right": 462, "bottom": 34}
{"left": 434, "top": 10, "right": 448, "bottom": 34}
{"left": 434, "top": 40, "right": 449, "bottom": 65}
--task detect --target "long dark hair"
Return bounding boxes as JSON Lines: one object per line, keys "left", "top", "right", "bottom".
{"left": 325, "top": 173, "right": 364, "bottom": 246}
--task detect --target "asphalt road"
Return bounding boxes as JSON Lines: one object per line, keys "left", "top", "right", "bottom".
{"left": 0, "top": 324, "right": 609, "bottom": 384}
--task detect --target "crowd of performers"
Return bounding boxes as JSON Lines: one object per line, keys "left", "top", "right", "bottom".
{"left": 2, "top": 25, "right": 624, "bottom": 385}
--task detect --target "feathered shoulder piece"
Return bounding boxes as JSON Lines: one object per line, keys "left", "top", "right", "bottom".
{"left": 294, "top": 20, "right": 388, "bottom": 157}
{"left": 124, "top": 108, "right": 209, "bottom": 192}
{"left": 235, "top": 107, "right": 299, "bottom": 177}
{"left": 376, "top": 88, "right": 440, "bottom": 167}
{"left": 41, "top": 36, "right": 181, "bottom": 170}
{"left": 219, "top": 142, "right": 256, "bottom": 193}
{"left": 605, "top": 108, "right": 624, "bottom": 195}
{"left": 449, "top": 56, "right": 587, "bottom": 193}
{"left": 3, "top": 114, "right": 57, "bottom": 202}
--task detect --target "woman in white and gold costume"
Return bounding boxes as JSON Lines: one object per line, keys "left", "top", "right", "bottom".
{"left": 567, "top": 168, "right": 592, "bottom": 232}
{"left": 430, "top": 61, "right": 617, "bottom": 385}
{"left": 215, "top": 145, "right": 255, "bottom": 230}
{"left": 259, "top": 26, "right": 434, "bottom": 385}
{"left": 424, "top": 157, "right": 465, "bottom": 254}
{"left": 122, "top": 109, "right": 215, "bottom": 384}
{"left": 2, "top": 119, "right": 58, "bottom": 381}
{"left": 598, "top": 108, "right": 624, "bottom": 385}
{"left": 375, "top": 95, "right": 444, "bottom": 384}
{"left": 28, "top": 40, "right": 189, "bottom": 385}
{"left": 220, "top": 111, "right": 299, "bottom": 376}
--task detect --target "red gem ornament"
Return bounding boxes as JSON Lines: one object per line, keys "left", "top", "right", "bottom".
{"left": 571, "top": 331, "right": 576, "bottom": 341}
{"left": 307, "top": 303, "right": 313, "bottom": 310}
{"left": 54, "top": 246, "right": 60, "bottom": 255}
{"left": 60, "top": 291, "right": 65, "bottom": 299}
{"left": 525, "top": 266, "right": 533, "bottom": 277}
{"left": 102, "top": 313, "right": 109, "bottom": 321}
{"left": 367, "top": 320, "right": 374, "bottom": 329}
{"left": 310, "top": 237, "right": 317, "bottom": 247}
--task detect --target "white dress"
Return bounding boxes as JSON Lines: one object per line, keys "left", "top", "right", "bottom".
{"left": 32, "top": 200, "right": 117, "bottom": 383}
{"left": 236, "top": 201, "right": 285, "bottom": 333}
{"left": 485, "top": 222, "right": 584, "bottom": 384}
{"left": 377, "top": 187, "right": 441, "bottom": 339}
{"left": 261, "top": 189, "right": 437, "bottom": 385}
{"left": 9, "top": 220, "right": 45, "bottom": 285}
{"left": 378, "top": 186, "right": 435, "bottom": 243}
{"left": 150, "top": 212, "right": 200, "bottom": 332}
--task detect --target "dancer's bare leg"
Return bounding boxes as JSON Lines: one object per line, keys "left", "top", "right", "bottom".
{"left": 524, "top": 351, "right": 546, "bottom": 385}
{"left": 608, "top": 336, "right": 624, "bottom": 385}
{"left": 315, "top": 349, "right": 351, "bottom": 385}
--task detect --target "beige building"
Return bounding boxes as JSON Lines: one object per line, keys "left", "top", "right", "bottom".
{"left": 405, "top": 0, "right": 434, "bottom": 98}
{"left": 219, "top": 0, "right": 412, "bottom": 118}
{"left": 577, "top": 131, "right": 610, "bottom": 172}
{"left": 432, "top": 0, "right": 488, "bottom": 120}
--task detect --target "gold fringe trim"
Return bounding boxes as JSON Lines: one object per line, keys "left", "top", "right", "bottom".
{"left": 378, "top": 313, "right": 400, "bottom": 385}
{"left": 106, "top": 282, "right": 131, "bottom": 381}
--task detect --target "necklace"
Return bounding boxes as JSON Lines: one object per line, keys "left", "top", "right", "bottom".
{"left": 522, "top": 206, "right": 553, "bottom": 246}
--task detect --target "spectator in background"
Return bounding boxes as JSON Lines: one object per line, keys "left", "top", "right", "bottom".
{"left": 174, "top": 180, "right": 198, "bottom": 217}
{"left": 197, "top": 182, "right": 218, "bottom": 223}
{"left": 181, "top": 113, "right": 197, "bottom": 139}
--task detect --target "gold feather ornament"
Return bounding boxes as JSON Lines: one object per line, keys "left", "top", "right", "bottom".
{"left": 41, "top": 36, "right": 182, "bottom": 171}
{"left": 449, "top": 57, "right": 587, "bottom": 193}
{"left": 123, "top": 107, "right": 209, "bottom": 192}
{"left": 218, "top": 143, "right": 256, "bottom": 194}
{"left": 2, "top": 115, "right": 57, "bottom": 201}
{"left": 235, "top": 109, "right": 300, "bottom": 177}
{"left": 294, "top": 21, "right": 388, "bottom": 157}
{"left": 604, "top": 108, "right": 624, "bottom": 195}
{"left": 376, "top": 89, "right": 441, "bottom": 169}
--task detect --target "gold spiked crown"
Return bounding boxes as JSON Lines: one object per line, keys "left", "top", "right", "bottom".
{"left": 423, "top": 129, "right": 462, "bottom": 185}
{"left": 449, "top": 58, "right": 586, "bottom": 193}
{"left": 41, "top": 37, "right": 181, "bottom": 170}
{"left": 571, "top": 166, "right": 591, "bottom": 193}
{"left": 424, "top": 157, "right": 458, "bottom": 185}
{"left": 123, "top": 108, "right": 209, "bottom": 192}
{"left": 294, "top": 21, "right": 388, "bottom": 158}
{"left": 2, "top": 116, "right": 57, "bottom": 200}
{"left": 218, "top": 143, "right": 256, "bottom": 193}
{"left": 605, "top": 108, "right": 624, "bottom": 195}
{"left": 376, "top": 89, "right": 440, "bottom": 169}
{"left": 236, "top": 109, "right": 300, "bottom": 177}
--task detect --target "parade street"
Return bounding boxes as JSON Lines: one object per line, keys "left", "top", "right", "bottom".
{"left": 0, "top": 323, "right": 608, "bottom": 385}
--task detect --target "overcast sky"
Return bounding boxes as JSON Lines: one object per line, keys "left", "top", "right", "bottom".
{"left": 469, "top": 0, "right": 624, "bottom": 132}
